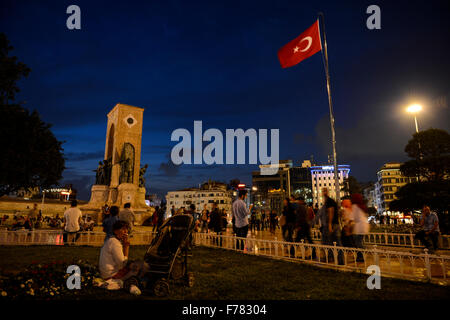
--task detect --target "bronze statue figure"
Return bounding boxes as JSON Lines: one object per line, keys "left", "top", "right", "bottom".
{"left": 119, "top": 143, "right": 135, "bottom": 184}
{"left": 139, "top": 164, "right": 148, "bottom": 187}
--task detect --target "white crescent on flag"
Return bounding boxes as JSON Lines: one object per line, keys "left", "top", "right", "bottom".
{"left": 299, "top": 36, "right": 312, "bottom": 52}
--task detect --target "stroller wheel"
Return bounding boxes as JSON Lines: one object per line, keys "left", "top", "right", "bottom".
{"left": 154, "top": 279, "right": 169, "bottom": 297}
{"left": 187, "top": 272, "right": 195, "bottom": 287}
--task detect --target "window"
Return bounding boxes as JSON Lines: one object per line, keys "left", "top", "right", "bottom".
{"left": 175, "top": 195, "right": 179, "bottom": 198}
{"left": 220, "top": 200, "right": 224, "bottom": 204}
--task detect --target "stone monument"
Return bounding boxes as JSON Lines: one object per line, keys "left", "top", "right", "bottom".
{"left": 82, "top": 103, "right": 152, "bottom": 223}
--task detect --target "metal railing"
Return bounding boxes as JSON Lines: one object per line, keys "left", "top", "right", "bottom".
{"left": 0, "top": 230, "right": 156, "bottom": 247}
{"left": 1, "top": 229, "right": 449, "bottom": 284}
{"left": 310, "top": 228, "right": 450, "bottom": 249}
{"left": 193, "top": 232, "right": 450, "bottom": 285}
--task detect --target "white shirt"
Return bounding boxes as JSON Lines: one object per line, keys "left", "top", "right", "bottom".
{"left": 99, "top": 237, "right": 127, "bottom": 279}
{"left": 63, "top": 207, "right": 82, "bottom": 232}
{"left": 232, "top": 199, "right": 249, "bottom": 228}
{"left": 351, "top": 204, "right": 369, "bottom": 235}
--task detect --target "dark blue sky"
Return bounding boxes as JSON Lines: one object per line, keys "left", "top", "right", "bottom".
{"left": 2, "top": 0, "right": 449, "bottom": 200}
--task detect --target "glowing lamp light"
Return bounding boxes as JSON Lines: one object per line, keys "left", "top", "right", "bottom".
{"left": 238, "top": 183, "right": 246, "bottom": 189}
{"left": 406, "top": 104, "right": 422, "bottom": 113}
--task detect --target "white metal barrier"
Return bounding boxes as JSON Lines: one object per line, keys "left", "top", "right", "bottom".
{"left": 310, "top": 228, "right": 450, "bottom": 249}
{"left": 193, "top": 232, "right": 450, "bottom": 285}
{"left": 1, "top": 229, "right": 449, "bottom": 284}
{"left": 0, "top": 230, "right": 156, "bottom": 246}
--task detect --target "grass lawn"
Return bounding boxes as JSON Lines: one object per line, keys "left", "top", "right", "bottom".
{"left": 0, "top": 245, "right": 449, "bottom": 300}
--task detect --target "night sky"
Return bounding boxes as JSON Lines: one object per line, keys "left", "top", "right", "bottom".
{"left": 1, "top": 0, "right": 449, "bottom": 200}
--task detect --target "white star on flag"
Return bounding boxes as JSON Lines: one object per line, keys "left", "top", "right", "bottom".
{"left": 293, "top": 46, "right": 299, "bottom": 53}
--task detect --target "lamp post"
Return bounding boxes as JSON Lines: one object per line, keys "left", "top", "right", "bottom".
{"left": 406, "top": 103, "right": 423, "bottom": 177}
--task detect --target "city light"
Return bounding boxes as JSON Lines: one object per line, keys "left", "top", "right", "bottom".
{"left": 406, "top": 104, "right": 422, "bottom": 113}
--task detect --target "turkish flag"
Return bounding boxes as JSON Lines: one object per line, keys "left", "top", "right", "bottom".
{"left": 278, "top": 20, "right": 322, "bottom": 68}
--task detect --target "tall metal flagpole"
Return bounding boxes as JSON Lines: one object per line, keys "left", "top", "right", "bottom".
{"left": 318, "top": 12, "right": 341, "bottom": 205}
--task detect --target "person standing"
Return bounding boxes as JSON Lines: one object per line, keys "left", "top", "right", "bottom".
{"left": 322, "top": 188, "right": 344, "bottom": 265}
{"left": 63, "top": 200, "right": 82, "bottom": 245}
{"left": 232, "top": 190, "right": 252, "bottom": 251}
{"left": 281, "top": 198, "right": 295, "bottom": 242}
{"left": 102, "top": 203, "right": 110, "bottom": 222}
{"left": 269, "top": 209, "right": 277, "bottom": 235}
{"left": 152, "top": 206, "right": 159, "bottom": 232}
{"left": 119, "top": 203, "right": 136, "bottom": 235}
{"left": 28, "top": 203, "right": 38, "bottom": 228}
{"left": 103, "top": 206, "right": 120, "bottom": 241}
{"left": 200, "top": 204, "right": 209, "bottom": 233}
{"left": 157, "top": 206, "right": 165, "bottom": 229}
{"left": 415, "top": 205, "right": 440, "bottom": 254}
{"left": 255, "top": 210, "right": 262, "bottom": 231}
{"left": 261, "top": 209, "right": 266, "bottom": 231}
{"left": 208, "top": 203, "right": 223, "bottom": 247}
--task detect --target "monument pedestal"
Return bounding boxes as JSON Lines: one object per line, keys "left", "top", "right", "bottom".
{"left": 89, "top": 185, "right": 109, "bottom": 204}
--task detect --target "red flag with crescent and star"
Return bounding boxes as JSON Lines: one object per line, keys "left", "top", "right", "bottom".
{"left": 277, "top": 20, "right": 322, "bottom": 68}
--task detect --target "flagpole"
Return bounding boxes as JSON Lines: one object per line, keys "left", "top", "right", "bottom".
{"left": 318, "top": 12, "right": 341, "bottom": 205}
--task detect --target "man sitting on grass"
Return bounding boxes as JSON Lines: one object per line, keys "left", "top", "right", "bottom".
{"left": 98, "top": 220, "right": 145, "bottom": 295}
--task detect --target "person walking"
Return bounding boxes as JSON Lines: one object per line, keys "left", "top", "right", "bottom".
{"left": 415, "top": 205, "right": 440, "bottom": 254}
{"left": 232, "top": 189, "right": 252, "bottom": 251}
{"left": 340, "top": 199, "right": 354, "bottom": 248}
{"left": 350, "top": 194, "right": 369, "bottom": 262}
{"left": 63, "top": 200, "right": 82, "bottom": 245}
{"left": 119, "top": 203, "right": 136, "bottom": 235}
{"left": 292, "top": 196, "right": 316, "bottom": 259}
{"left": 200, "top": 204, "right": 209, "bottom": 233}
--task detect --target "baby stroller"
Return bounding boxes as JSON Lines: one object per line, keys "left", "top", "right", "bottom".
{"left": 142, "top": 214, "right": 195, "bottom": 296}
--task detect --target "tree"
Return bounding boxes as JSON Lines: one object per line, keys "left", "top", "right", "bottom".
{"left": 400, "top": 128, "right": 450, "bottom": 182}
{"left": 341, "top": 176, "right": 362, "bottom": 195}
{"left": 0, "top": 33, "right": 65, "bottom": 197}
{"left": 0, "top": 33, "right": 30, "bottom": 105}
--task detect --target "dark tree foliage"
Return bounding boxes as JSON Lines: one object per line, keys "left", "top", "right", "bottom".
{"left": 341, "top": 176, "right": 362, "bottom": 195}
{"left": 390, "top": 181, "right": 450, "bottom": 234}
{"left": 400, "top": 128, "right": 450, "bottom": 182}
{"left": 0, "top": 33, "right": 31, "bottom": 105}
{"left": 0, "top": 33, "right": 65, "bottom": 196}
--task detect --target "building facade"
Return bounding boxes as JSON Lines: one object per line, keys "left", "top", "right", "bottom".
{"left": 310, "top": 164, "right": 351, "bottom": 207}
{"left": 252, "top": 160, "right": 313, "bottom": 213}
{"left": 375, "top": 162, "right": 417, "bottom": 213}
{"left": 165, "top": 181, "right": 232, "bottom": 217}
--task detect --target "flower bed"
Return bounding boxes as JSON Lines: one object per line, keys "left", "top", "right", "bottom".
{"left": 0, "top": 259, "right": 99, "bottom": 299}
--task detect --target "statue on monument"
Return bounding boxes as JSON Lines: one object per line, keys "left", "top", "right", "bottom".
{"left": 103, "top": 158, "right": 112, "bottom": 185}
{"left": 119, "top": 143, "right": 135, "bottom": 184}
{"left": 139, "top": 164, "right": 148, "bottom": 188}
{"left": 94, "top": 161, "right": 105, "bottom": 185}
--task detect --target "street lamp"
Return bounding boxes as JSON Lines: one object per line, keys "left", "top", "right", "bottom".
{"left": 406, "top": 104, "right": 422, "bottom": 133}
